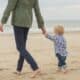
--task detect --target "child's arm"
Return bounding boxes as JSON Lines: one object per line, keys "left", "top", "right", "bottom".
{"left": 44, "top": 33, "right": 55, "bottom": 41}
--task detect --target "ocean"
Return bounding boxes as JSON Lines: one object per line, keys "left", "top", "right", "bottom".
{"left": 3, "top": 20, "right": 80, "bottom": 33}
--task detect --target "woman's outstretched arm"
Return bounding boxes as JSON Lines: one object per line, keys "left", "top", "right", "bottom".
{"left": 33, "top": 0, "right": 46, "bottom": 34}
{"left": 34, "top": 0, "right": 44, "bottom": 28}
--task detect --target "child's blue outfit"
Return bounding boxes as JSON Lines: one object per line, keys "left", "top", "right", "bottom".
{"left": 46, "top": 34, "right": 68, "bottom": 68}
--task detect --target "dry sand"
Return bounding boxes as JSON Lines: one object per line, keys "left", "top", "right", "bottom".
{"left": 0, "top": 32, "right": 80, "bottom": 80}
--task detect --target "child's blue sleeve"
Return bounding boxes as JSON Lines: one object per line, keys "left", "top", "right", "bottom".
{"left": 46, "top": 34, "right": 56, "bottom": 41}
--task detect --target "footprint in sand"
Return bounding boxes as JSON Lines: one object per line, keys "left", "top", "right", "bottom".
{"left": 71, "top": 61, "right": 80, "bottom": 64}
{"left": 13, "top": 71, "right": 32, "bottom": 75}
{"left": 68, "top": 68, "right": 80, "bottom": 72}
{"left": 0, "top": 68, "right": 9, "bottom": 71}
{"left": 0, "top": 68, "right": 4, "bottom": 71}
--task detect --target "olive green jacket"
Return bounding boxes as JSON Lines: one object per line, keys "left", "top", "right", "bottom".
{"left": 1, "top": 0, "right": 44, "bottom": 28}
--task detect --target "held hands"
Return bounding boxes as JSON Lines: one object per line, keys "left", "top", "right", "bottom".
{"left": 44, "top": 32, "right": 48, "bottom": 37}
{"left": 40, "top": 27, "right": 46, "bottom": 34}
{"left": 0, "top": 23, "right": 3, "bottom": 32}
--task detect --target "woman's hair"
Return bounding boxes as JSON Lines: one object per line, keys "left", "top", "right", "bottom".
{"left": 54, "top": 25, "right": 64, "bottom": 35}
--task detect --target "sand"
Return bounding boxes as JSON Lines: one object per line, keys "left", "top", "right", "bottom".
{"left": 0, "top": 31, "right": 80, "bottom": 80}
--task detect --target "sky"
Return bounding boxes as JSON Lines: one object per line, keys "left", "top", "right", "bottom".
{"left": 0, "top": 0, "right": 80, "bottom": 20}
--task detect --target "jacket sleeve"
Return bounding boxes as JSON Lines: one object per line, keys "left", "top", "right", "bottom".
{"left": 1, "top": 0, "right": 18, "bottom": 24}
{"left": 34, "top": 0, "right": 44, "bottom": 28}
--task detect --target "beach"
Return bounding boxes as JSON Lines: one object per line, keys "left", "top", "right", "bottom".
{"left": 0, "top": 31, "right": 80, "bottom": 80}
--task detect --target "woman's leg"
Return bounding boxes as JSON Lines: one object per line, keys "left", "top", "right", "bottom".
{"left": 24, "top": 28, "right": 29, "bottom": 48}
{"left": 13, "top": 26, "right": 39, "bottom": 72}
{"left": 13, "top": 26, "right": 25, "bottom": 72}
{"left": 16, "top": 28, "right": 30, "bottom": 72}
{"left": 17, "top": 54, "right": 24, "bottom": 72}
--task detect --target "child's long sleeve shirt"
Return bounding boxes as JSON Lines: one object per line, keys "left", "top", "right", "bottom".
{"left": 46, "top": 34, "right": 68, "bottom": 56}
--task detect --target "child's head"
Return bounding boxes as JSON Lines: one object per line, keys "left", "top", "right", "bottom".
{"left": 54, "top": 25, "right": 64, "bottom": 35}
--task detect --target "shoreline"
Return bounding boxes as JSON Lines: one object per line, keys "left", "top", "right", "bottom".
{"left": 0, "top": 29, "right": 80, "bottom": 35}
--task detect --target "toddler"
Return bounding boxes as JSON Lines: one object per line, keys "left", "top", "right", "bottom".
{"left": 44, "top": 25, "right": 68, "bottom": 73}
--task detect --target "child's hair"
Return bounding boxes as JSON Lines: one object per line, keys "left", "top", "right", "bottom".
{"left": 54, "top": 25, "right": 64, "bottom": 35}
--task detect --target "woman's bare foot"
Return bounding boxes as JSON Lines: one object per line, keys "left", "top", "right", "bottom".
{"left": 30, "top": 69, "right": 41, "bottom": 78}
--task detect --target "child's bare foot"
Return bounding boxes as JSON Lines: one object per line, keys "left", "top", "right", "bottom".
{"left": 30, "top": 69, "right": 41, "bottom": 78}
{"left": 62, "top": 65, "right": 68, "bottom": 74}
{"left": 62, "top": 68, "right": 68, "bottom": 74}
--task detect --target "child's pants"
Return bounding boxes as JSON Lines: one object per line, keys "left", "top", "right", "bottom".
{"left": 56, "top": 54, "right": 66, "bottom": 68}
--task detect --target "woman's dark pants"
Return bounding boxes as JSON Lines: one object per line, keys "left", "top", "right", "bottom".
{"left": 13, "top": 26, "right": 39, "bottom": 72}
{"left": 56, "top": 54, "right": 66, "bottom": 68}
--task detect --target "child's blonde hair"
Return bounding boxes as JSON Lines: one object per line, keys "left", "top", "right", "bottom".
{"left": 54, "top": 25, "right": 64, "bottom": 35}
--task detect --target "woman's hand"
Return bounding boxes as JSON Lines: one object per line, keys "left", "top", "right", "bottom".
{"left": 40, "top": 27, "right": 46, "bottom": 34}
{"left": 44, "top": 32, "right": 48, "bottom": 37}
{"left": 0, "top": 23, "right": 3, "bottom": 32}
{"left": 40, "top": 27, "right": 48, "bottom": 37}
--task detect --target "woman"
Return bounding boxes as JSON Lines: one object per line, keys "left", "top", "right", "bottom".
{"left": 0, "top": 0, "right": 46, "bottom": 78}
